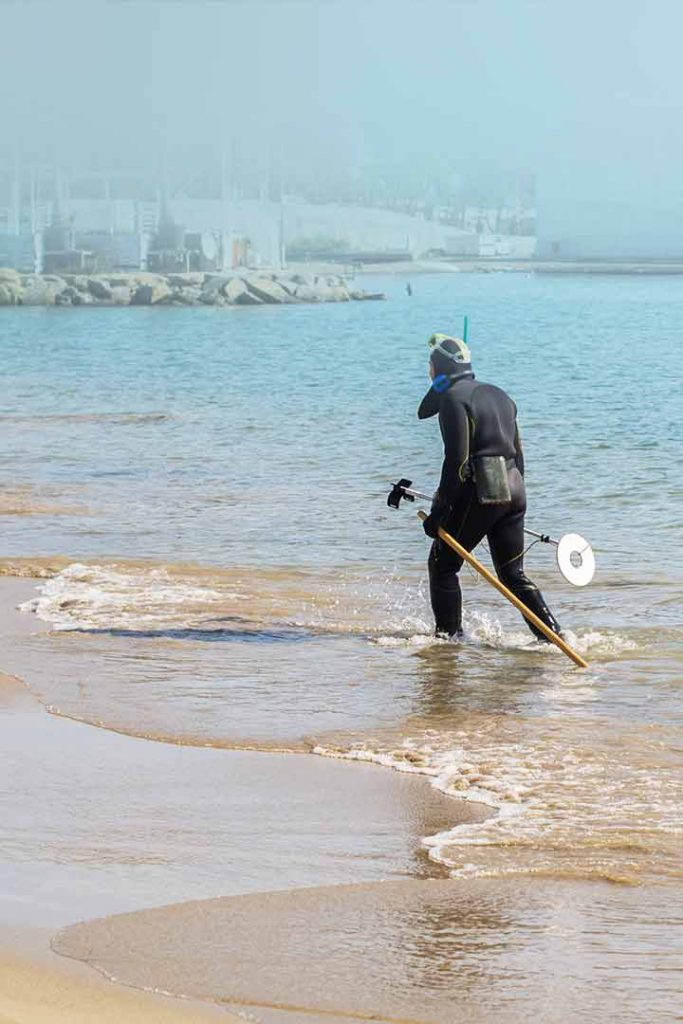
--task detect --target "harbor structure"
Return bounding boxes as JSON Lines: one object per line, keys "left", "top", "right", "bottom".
{"left": 0, "top": 160, "right": 538, "bottom": 272}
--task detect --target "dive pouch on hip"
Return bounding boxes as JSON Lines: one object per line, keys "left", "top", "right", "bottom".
{"left": 473, "top": 456, "right": 512, "bottom": 506}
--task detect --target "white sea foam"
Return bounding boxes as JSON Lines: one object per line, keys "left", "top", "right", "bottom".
{"left": 18, "top": 559, "right": 646, "bottom": 657}
{"left": 371, "top": 609, "right": 645, "bottom": 658}
{"left": 372, "top": 629, "right": 433, "bottom": 648}
{"left": 19, "top": 563, "right": 227, "bottom": 630}
{"left": 566, "top": 628, "right": 642, "bottom": 655}
{"left": 464, "top": 611, "right": 644, "bottom": 657}
{"left": 314, "top": 714, "right": 682, "bottom": 883}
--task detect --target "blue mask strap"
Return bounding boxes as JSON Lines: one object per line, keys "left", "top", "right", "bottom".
{"left": 432, "top": 374, "right": 451, "bottom": 393}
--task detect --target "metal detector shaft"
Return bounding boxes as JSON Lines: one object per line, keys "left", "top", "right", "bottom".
{"left": 397, "top": 484, "right": 558, "bottom": 545}
{"left": 523, "top": 527, "right": 559, "bottom": 546}
{"left": 417, "top": 511, "right": 588, "bottom": 668}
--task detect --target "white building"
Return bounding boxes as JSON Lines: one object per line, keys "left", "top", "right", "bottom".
{"left": 0, "top": 194, "right": 537, "bottom": 270}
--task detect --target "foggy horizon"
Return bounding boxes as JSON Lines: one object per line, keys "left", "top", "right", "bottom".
{"left": 2, "top": 0, "right": 683, "bottom": 251}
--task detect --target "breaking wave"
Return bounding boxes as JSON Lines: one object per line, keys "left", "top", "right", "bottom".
{"left": 314, "top": 712, "right": 683, "bottom": 884}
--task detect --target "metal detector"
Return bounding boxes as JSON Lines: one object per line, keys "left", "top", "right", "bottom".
{"left": 388, "top": 478, "right": 596, "bottom": 587}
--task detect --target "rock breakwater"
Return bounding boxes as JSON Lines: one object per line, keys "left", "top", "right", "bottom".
{"left": 0, "top": 268, "right": 385, "bottom": 308}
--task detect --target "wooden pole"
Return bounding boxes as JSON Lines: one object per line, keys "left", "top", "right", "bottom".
{"left": 418, "top": 511, "right": 588, "bottom": 668}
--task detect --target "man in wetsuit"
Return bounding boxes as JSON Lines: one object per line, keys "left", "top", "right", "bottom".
{"left": 419, "top": 333, "right": 561, "bottom": 640}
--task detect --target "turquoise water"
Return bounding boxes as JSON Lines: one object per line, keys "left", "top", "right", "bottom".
{"left": 1, "top": 272, "right": 682, "bottom": 889}
{"left": 2, "top": 272, "right": 681, "bottom": 575}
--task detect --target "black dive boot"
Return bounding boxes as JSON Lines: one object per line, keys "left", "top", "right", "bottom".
{"left": 512, "top": 583, "right": 561, "bottom": 641}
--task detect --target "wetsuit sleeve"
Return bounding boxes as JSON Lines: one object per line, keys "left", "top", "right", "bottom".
{"left": 433, "top": 401, "right": 470, "bottom": 516}
{"left": 514, "top": 422, "right": 525, "bottom": 476}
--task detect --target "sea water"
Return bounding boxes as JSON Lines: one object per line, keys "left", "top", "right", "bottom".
{"left": 1, "top": 272, "right": 682, "bottom": 1019}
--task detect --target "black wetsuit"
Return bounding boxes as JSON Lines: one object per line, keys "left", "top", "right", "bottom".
{"left": 420, "top": 375, "right": 560, "bottom": 639}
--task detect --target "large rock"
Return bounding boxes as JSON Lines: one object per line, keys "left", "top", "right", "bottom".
{"left": 0, "top": 282, "right": 20, "bottom": 305}
{"left": 106, "top": 274, "right": 136, "bottom": 288}
{"left": 223, "top": 277, "right": 248, "bottom": 304}
{"left": 245, "top": 276, "right": 290, "bottom": 304}
{"left": 60, "top": 286, "right": 84, "bottom": 303}
{"left": 310, "top": 277, "right": 340, "bottom": 301}
{"left": 350, "top": 290, "right": 387, "bottom": 301}
{"left": 62, "top": 275, "right": 89, "bottom": 292}
{"left": 168, "top": 285, "right": 203, "bottom": 304}
{"left": 293, "top": 283, "right": 322, "bottom": 302}
{"left": 110, "top": 286, "right": 132, "bottom": 305}
{"left": 20, "top": 275, "right": 66, "bottom": 305}
{"left": 203, "top": 274, "right": 230, "bottom": 292}
{"left": 167, "top": 273, "right": 205, "bottom": 287}
{"left": 87, "top": 278, "right": 113, "bottom": 301}
{"left": 277, "top": 277, "right": 300, "bottom": 297}
{"left": 199, "top": 289, "right": 223, "bottom": 305}
{"left": 131, "top": 281, "right": 172, "bottom": 305}
{"left": 293, "top": 278, "right": 341, "bottom": 302}
{"left": 0, "top": 268, "right": 22, "bottom": 288}
{"left": 199, "top": 276, "right": 231, "bottom": 303}
{"left": 234, "top": 288, "right": 263, "bottom": 305}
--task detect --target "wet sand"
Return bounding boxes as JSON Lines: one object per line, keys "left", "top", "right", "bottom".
{"left": 3, "top": 574, "right": 682, "bottom": 1022}
{"left": 0, "top": 672, "right": 478, "bottom": 932}
{"left": 53, "top": 877, "right": 683, "bottom": 1024}
{"left": 0, "top": 578, "right": 488, "bottom": 1021}
{"left": 0, "top": 946, "right": 229, "bottom": 1023}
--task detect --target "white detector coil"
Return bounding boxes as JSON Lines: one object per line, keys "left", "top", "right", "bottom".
{"left": 556, "top": 533, "right": 596, "bottom": 587}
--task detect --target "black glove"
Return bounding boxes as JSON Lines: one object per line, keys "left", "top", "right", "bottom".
{"left": 422, "top": 512, "right": 441, "bottom": 539}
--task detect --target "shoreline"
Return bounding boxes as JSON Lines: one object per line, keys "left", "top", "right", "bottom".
{"left": 0, "top": 574, "right": 489, "bottom": 1022}
{"left": 3, "top": 258, "right": 683, "bottom": 315}
{"left": 292, "top": 256, "right": 683, "bottom": 276}
{"left": 0, "top": 670, "right": 235, "bottom": 1022}
{"left": 0, "top": 943, "right": 230, "bottom": 1024}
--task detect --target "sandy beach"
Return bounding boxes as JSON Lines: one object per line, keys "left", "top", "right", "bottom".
{"left": 3, "top": 571, "right": 681, "bottom": 1023}
{"left": 0, "top": 668, "right": 231, "bottom": 1022}
{"left": 0, "top": 578, "right": 489, "bottom": 1023}
{"left": 0, "top": 945, "right": 229, "bottom": 1024}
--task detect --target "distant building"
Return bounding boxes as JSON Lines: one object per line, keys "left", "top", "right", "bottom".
{"left": 0, "top": 232, "right": 39, "bottom": 272}
{"left": 0, "top": 167, "right": 537, "bottom": 272}
{"left": 146, "top": 200, "right": 229, "bottom": 273}
{"left": 477, "top": 234, "right": 536, "bottom": 258}
{"left": 73, "top": 230, "right": 147, "bottom": 272}
{"left": 42, "top": 201, "right": 97, "bottom": 275}
{"left": 146, "top": 201, "right": 189, "bottom": 273}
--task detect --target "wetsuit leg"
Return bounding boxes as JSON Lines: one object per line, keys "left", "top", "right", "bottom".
{"left": 428, "top": 486, "right": 496, "bottom": 636}
{"left": 487, "top": 469, "right": 561, "bottom": 641}
{"left": 428, "top": 540, "right": 464, "bottom": 636}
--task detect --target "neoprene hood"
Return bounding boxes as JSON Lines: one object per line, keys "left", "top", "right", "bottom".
{"left": 418, "top": 334, "right": 474, "bottom": 419}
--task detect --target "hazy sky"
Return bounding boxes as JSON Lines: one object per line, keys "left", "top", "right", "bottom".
{"left": 2, "top": 0, "right": 682, "bottom": 210}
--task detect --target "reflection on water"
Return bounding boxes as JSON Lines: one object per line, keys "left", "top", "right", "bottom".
{"left": 53, "top": 878, "right": 683, "bottom": 1023}
{"left": 0, "top": 700, "right": 470, "bottom": 930}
